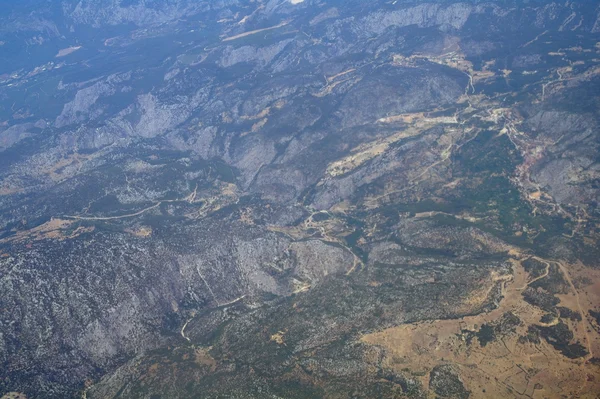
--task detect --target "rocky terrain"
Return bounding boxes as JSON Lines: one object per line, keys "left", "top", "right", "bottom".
{"left": 1, "top": 1, "right": 600, "bottom": 398}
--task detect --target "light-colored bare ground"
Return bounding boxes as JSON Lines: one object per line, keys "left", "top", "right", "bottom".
{"left": 56, "top": 46, "right": 82, "bottom": 58}
{"left": 0, "top": 187, "right": 24, "bottom": 196}
{"left": 326, "top": 114, "right": 458, "bottom": 178}
{"left": 240, "top": 100, "right": 285, "bottom": 121}
{"left": 66, "top": 203, "right": 162, "bottom": 221}
{"left": 125, "top": 226, "right": 153, "bottom": 237}
{"left": 0, "top": 218, "right": 94, "bottom": 245}
{"left": 222, "top": 21, "right": 289, "bottom": 42}
{"left": 1, "top": 393, "right": 27, "bottom": 399}
{"left": 362, "top": 252, "right": 600, "bottom": 398}
{"left": 313, "top": 75, "right": 362, "bottom": 97}
{"left": 326, "top": 68, "right": 356, "bottom": 83}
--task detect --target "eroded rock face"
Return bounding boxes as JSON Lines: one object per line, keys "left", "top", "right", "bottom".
{"left": 64, "top": 0, "right": 210, "bottom": 27}
{"left": 1, "top": 0, "right": 600, "bottom": 398}
{"left": 525, "top": 109, "right": 600, "bottom": 206}
{"left": 361, "top": 2, "right": 474, "bottom": 34}
{"left": 335, "top": 65, "right": 466, "bottom": 129}
{"left": 0, "top": 220, "right": 355, "bottom": 396}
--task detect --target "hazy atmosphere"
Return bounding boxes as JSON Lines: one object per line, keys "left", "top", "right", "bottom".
{"left": 1, "top": 1, "right": 600, "bottom": 398}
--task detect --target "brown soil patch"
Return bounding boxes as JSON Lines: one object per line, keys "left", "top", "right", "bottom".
{"left": 1, "top": 218, "right": 94, "bottom": 245}
{"left": 0, "top": 187, "right": 24, "bottom": 196}
{"left": 125, "top": 226, "right": 153, "bottom": 237}
{"left": 194, "top": 348, "right": 217, "bottom": 371}
{"left": 1, "top": 393, "right": 27, "bottom": 399}
{"left": 362, "top": 254, "right": 600, "bottom": 398}
{"left": 326, "top": 114, "right": 457, "bottom": 178}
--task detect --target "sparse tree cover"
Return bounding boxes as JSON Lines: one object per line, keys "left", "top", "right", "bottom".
{"left": 1, "top": 1, "right": 600, "bottom": 398}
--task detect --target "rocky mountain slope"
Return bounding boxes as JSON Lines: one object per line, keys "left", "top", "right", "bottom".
{"left": 1, "top": 1, "right": 600, "bottom": 398}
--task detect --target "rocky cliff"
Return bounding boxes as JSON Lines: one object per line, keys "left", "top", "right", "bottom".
{"left": 1, "top": 1, "right": 600, "bottom": 398}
